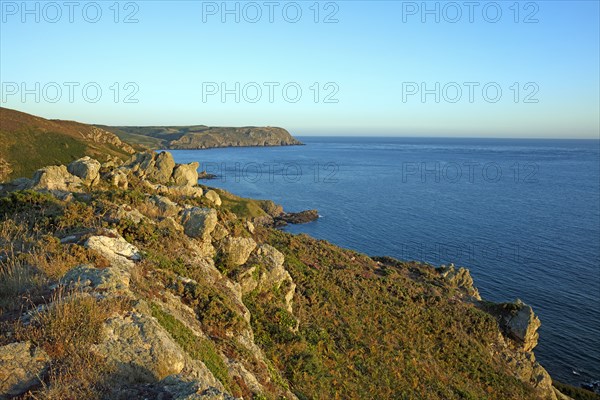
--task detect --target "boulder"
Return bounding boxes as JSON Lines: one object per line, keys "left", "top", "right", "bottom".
{"left": 147, "top": 151, "right": 176, "bottom": 183}
{"left": 121, "top": 152, "right": 175, "bottom": 184}
{"left": 181, "top": 208, "right": 218, "bottom": 240}
{"left": 150, "top": 195, "right": 181, "bottom": 217}
{"left": 85, "top": 232, "right": 141, "bottom": 269}
{"left": 172, "top": 162, "right": 199, "bottom": 186}
{"left": 0, "top": 341, "right": 50, "bottom": 398}
{"left": 204, "top": 190, "right": 222, "bottom": 206}
{"left": 220, "top": 237, "right": 257, "bottom": 266}
{"left": 94, "top": 312, "right": 187, "bottom": 383}
{"left": 67, "top": 156, "right": 101, "bottom": 186}
{"left": 62, "top": 264, "right": 130, "bottom": 293}
{"left": 30, "top": 165, "right": 82, "bottom": 192}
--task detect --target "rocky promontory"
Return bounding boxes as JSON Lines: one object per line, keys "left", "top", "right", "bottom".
{"left": 101, "top": 125, "right": 303, "bottom": 150}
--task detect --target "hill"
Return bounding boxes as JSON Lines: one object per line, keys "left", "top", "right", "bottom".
{"left": 0, "top": 108, "right": 136, "bottom": 182}
{"left": 100, "top": 125, "right": 303, "bottom": 150}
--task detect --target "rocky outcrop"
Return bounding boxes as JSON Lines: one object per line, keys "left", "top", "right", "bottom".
{"left": 438, "top": 264, "right": 481, "bottom": 300}
{"left": 274, "top": 209, "right": 319, "bottom": 226}
{"left": 181, "top": 208, "right": 218, "bottom": 240}
{"left": 0, "top": 341, "right": 50, "bottom": 398}
{"left": 172, "top": 162, "right": 200, "bottom": 186}
{"left": 237, "top": 244, "right": 296, "bottom": 313}
{"left": 220, "top": 237, "right": 257, "bottom": 266}
{"left": 106, "top": 169, "right": 129, "bottom": 189}
{"left": 150, "top": 195, "right": 181, "bottom": 218}
{"left": 30, "top": 165, "right": 82, "bottom": 192}
{"left": 68, "top": 156, "right": 101, "bottom": 186}
{"left": 491, "top": 299, "right": 541, "bottom": 352}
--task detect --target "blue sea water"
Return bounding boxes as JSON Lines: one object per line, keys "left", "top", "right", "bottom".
{"left": 169, "top": 137, "right": 600, "bottom": 387}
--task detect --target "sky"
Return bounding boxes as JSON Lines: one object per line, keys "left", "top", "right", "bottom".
{"left": 0, "top": 0, "right": 599, "bottom": 138}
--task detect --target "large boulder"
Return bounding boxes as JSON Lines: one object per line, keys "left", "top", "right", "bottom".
{"left": 67, "top": 156, "right": 101, "bottom": 186}
{"left": 172, "top": 162, "right": 199, "bottom": 186}
{"left": 181, "top": 208, "right": 218, "bottom": 240}
{"left": 148, "top": 151, "right": 176, "bottom": 183}
{"left": 94, "top": 312, "right": 187, "bottom": 383}
{"left": 220, "top": 237, "right": 257, "bottom": 267}
{"left": 0, "top": 341, "right": 50, "bottom": 398}
{"left": 30, "top": 165, "right": 82, "bottom": 192}
{"left": 121, "top": 152, "right": 175, "bottom": 184}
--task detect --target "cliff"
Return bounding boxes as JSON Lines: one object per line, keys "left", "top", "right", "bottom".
{"left": 100, "top": 125, "right": 303, "bottom": 150}
{"left": 0, "top": 151, "right": 577, "bottom": 400}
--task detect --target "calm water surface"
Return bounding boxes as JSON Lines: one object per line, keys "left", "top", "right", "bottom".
{"left": 169, "top": 137, "right": 600, "bottom": 386}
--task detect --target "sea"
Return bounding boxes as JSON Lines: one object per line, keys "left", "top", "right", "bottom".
{"left": 168, "top": 137, "right": 600, "bottom": 388}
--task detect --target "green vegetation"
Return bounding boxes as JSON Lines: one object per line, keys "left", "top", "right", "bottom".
{"left": 149, "top": 302, "right": 232, "bottom": 390}
{"left": 553, "top": 381, "right": 600, "bottom": 400}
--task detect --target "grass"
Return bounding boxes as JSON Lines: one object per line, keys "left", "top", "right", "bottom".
{"left": 553, "top": 381, "right": 600, "bottom": 400}
{"left": 149, "top": 302, "right": 233, "bottom": 391}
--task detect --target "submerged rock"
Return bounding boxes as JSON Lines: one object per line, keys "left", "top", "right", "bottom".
{"left": 274, "top": 209, "right": 319, "bottom": 226}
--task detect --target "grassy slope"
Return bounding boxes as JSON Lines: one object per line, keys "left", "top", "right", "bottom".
{"left": 0, "top": 108, "right": 135, "bottom": 181}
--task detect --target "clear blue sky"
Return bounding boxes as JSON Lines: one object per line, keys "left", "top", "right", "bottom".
{"left": 1, "top": 0, "right": 599, "bottom": 138}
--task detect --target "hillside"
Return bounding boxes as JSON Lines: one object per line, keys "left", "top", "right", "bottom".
{"left": 0, "top": 108, "right": 136, "bottom": 182}
{"left": 0, "top": 151, "right": 583, "bottom": 400}
{"left": 100, "top": 125, "right": 303, "bottom": 150}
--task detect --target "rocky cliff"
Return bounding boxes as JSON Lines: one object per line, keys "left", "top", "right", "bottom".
{"left": 0, "top": 152, "right": 577, "bottom": 400}
{"left": 100, "top": 125, "right": 303, "bottom": 150}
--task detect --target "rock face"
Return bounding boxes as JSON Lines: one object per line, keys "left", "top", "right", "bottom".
{"left": 106, "top": 169, "right": 129, "bottom": 189}
{"left": 220, "top": 237, "right": 257, "bottom": 267}
{"left": 0, "top": 341, "right": 50, "bottom": 398}
{"left": 68, "top": 156, "right": 101, "bottom": 186}
{"left": 181, "top": 208, "right": 218, "bottom": 240}
{"left": 121, "top": 151, "right": 175, "bottom": 184}
{"left": 150, "top": 195, "right": 181, "bottom": 217}
{"left": 497, "top": 300, "right": 541, "bottom": 352}
{"left": 30, "top": 165, "right": 82, "bottom": 192}
{"left": 172, "top": 162, "right": 199, "bottom": 186}
{"left": 438, "top": 264, "right": 481, "bottom": 300}
{"left": 94, "top": 311, "right": 187, "bottom": 383}
{"left": 238, "top": 244, "right": 296, "bottom": 313}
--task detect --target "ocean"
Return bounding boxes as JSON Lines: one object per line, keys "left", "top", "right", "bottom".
{"left": 168, "top": 137, "right": 600, "bottom": 387}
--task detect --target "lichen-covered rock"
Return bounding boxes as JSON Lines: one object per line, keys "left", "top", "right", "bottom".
{"left": 181, "top": 208, "right": 218, "bottom": 240}
{"left": 150, "top": 195, "right": 181, "bottom": 217}
{"left": 67, "top": 156, "right": 101, "bottom": 186}
{"left": 204, "top": 190, "right": 222, "bottom": 206}
{"left": 0, "top": 341, "right": 50, "bottom": 398}
{"left": 502, "top": 300, "right": 541, "bottom": 352}
{"left": 94, "top": 312, "right": 187, "bottom": 383}
{"left": 158, "top": 216, "right": 184, "bottom": 233}
{"left": 61, "top": 264, "right": 131, "bottom": 292}
{"left": 172, "top": 162, "right": 199, "bottom": 186}
{"left": 239, "top": 244, "right": 296, "bottom": 313}
{"left": 30, "top": 165, "right": 82, "bottom": 192}
{"left": 438, "top": 264, "right": 481, "bottom": 300}
{"left": 160, "top": 376, "right": 236, "bottom": 400}
{"left": 85, "top": 232, "right": 141, "bottom": 269}
{"left": 220, "top": 237, "right": 257, "bottom": 266}
{"left": 165, "top": 185, "right": 204, "bottom": 198}
{"left": 106, "top": 169, "right": 129, "bottom": 189}
{"left": 121, "top": 151, "right": 175, "bottom": 184}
